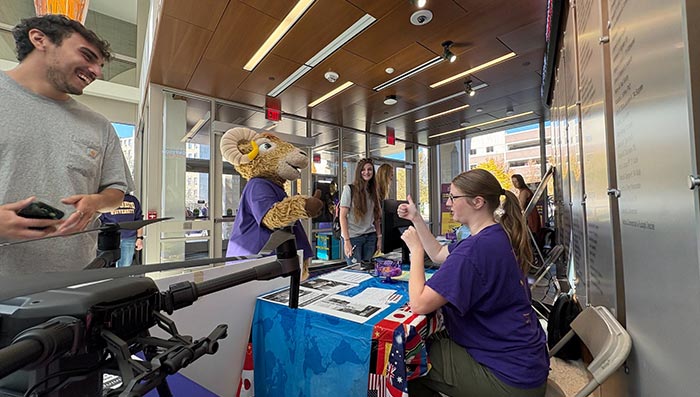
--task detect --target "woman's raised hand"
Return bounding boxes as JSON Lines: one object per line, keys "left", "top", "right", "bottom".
{"left": 397, "top": 194, "right": 418, "bottom": 222}
{"left": 400, "top": 226, "right": 423, "bottom": 253}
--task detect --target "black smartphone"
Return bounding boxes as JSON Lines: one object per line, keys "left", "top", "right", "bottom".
{"left": 17, "top": 201, "right": 65, "bottom": 220}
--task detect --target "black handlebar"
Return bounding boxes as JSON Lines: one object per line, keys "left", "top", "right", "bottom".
{"left": 0, "top": 338, "right": 43, "bottom": 379}
{"left": 0, "top": 316, "right": 80, "bottom": 380}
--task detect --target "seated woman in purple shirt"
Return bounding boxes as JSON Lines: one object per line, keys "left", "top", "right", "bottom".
{"left": 398, "top": 169, "right": 548, "bottom": 397}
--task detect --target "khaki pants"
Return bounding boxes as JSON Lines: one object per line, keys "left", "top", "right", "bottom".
{"left": 408, "top": 336, "right": 546, "bottom": 397}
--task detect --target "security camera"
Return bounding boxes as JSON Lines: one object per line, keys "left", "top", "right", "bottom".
{"left": 324, "top": 71, "right": 339, "bottom": 83}
{"left": 410, "top": 10, "right": 433, "bottom": 26}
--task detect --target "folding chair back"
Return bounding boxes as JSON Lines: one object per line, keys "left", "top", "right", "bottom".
{"left": 547, "top": 306, "right": 632, "bottom": 397}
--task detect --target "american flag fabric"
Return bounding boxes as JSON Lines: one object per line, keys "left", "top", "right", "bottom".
{"left": 367, "top": 373, "right": 386, "bottom": 397}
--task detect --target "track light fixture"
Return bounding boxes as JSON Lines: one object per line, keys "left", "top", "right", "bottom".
{"left": 464, "top": 79, "right": 476, "bottom": 97}
{"left": 442, "top": 41, "right": 456, "bottom": 63}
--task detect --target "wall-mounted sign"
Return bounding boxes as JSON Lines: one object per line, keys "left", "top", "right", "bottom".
{"left": 265, "top": 96, "right": 281, "bottom": 122}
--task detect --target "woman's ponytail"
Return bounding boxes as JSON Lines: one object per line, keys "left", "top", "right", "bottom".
{"left": 497, "top": 190, "right": 533, "bottom": 274}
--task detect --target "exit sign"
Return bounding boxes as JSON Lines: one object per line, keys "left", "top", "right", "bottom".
{"left": 265, "top": 96, "right": 281, "bottom": 122}
{"left": 265, "top": 108, "right": 281, "bottom": 122}
{"left": 386, "top": 126, "right": 395, "bottom": 145}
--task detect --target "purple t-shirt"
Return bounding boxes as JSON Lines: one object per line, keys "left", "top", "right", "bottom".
{"left": 227, "top": 178, "right": 313, "bottom": 260}
{"left": 426, "top": 223, "right": 549, "bottom": 388}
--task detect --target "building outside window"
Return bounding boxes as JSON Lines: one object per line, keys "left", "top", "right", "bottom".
{"left": 114, "top": 122, "right": 135, "bottom": 179}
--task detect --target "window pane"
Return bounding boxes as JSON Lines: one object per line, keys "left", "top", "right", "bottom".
{"left": 438, "top": 141, "right": 462, "bottom": 184}
{"left": 396, "top": 167, "right": 406, "bottom": 200}
{"left": 417, "top": 146, "right": 430, "bottom": 221}
{"left": 113, "top": 122, "right": 135, "bottom": 179}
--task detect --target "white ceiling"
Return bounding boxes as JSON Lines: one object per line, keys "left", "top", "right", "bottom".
{"left": 89, "top": 0, "right": 137, "bottom": 24}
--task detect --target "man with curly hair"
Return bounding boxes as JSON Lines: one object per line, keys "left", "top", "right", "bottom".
{"left": 0, "top": 15, "right": 132, "bottom": 274}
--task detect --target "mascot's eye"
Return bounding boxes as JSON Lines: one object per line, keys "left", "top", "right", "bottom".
{"left": 259, "top": 142, "right": 273, "bottom": 151}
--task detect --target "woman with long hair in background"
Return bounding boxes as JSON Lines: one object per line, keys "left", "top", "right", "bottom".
{"left": 338, "top": 158, "right": 382, "bottom": 265}
{"left": 512, "top": 173, "right": 541, "bottom": 234}
{"left": 376, "top": 163, "right": 394, "bottom": 201}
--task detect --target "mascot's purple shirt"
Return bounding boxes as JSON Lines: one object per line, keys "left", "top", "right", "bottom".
{"left": 227, "top": 178, "right": 313, "bottom": 259}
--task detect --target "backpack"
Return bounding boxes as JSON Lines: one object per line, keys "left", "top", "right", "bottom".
{"left": 332, "top": 185, "right": 352, "bottom": 240}
{"left": 547, "top": 293, "right": 583, "bottom": 360}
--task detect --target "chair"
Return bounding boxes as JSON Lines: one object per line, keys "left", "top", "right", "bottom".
{"left": 546, "top": 306, "right": 632, "bottom": 397}
{"left": 530, "top": 244, "right": 564, "bottom": 293}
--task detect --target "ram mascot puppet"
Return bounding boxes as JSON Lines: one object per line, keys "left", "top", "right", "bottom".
{"left": 220, "top": 127, "right": 322, "bottom": 280}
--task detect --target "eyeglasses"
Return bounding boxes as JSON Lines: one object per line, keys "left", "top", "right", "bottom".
{"left": 447, "top": 193, "right": 469, "bottom": 202}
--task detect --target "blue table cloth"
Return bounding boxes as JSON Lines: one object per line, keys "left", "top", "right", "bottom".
{"left": 249, "top": 275, "right": 441, "bottom": 397}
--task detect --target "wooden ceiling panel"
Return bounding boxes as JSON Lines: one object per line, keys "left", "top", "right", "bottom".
{"left": 470, "top": 49, "right": 544, "bottom": 85}
{"left": 346, "top": 0, "right": 403, "bottom": 19}
{"left": 410, "top": 98, "right": 473, "bottom": 127}
{"left": 409, "top": 39, "right": 513, "bottom": 88}
{"left": 203, "top": 2, "right": 282, "bottom": 68}
{"left": 270, "top": 1, "right": 366, "bottom": 65}
{"left": 424, "top": 1, "right": 542, "bottom": 55}
{"left": 507, "top": 86, "right": 546, "bottom": 105}
{"left": 150, "top": 15, "right": 212, "bottom": 88}
{"left": 358, "top": 43, "right": 437, "bottom": 90}
{"left": 241, "top": 0, "right": 296, "bottom": 18}
{"left": 149, "top": 0, "right": 547, "bottom": 144}
{"left": 162, "top": 0, "right": 229, "bottom": 31}
{"left": 293, "top": 49, "right": 374, "bottom": 94}
{"left": 237, "top": 54, "right": 304, "bottom": 96}
{"left": 308, "top": 84, "right": 372, "bottom": 114}
{"left": 188, "top": 59, "right": 248, "bottom": 100}
{"left": 499, "top": 20, "right": 547, "bottom": 55}
{"left": 343, "top": 1, "right": 467, "bottom": 64}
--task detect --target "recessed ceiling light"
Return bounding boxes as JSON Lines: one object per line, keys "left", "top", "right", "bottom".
{"left": 243, "top": 0, "right": 315, "bottom": 71}
{"left": 385, "top": 67, "right": 395, "bottom": 74}
{"left": 308, "top": 81, "right": 354, "bottom": 107}
{"left": 476, "top": 108, "right": 483, "bottom": 112}
{"left": 415, "top": 104, "right": 469, "bottom": 123}
{"left": 384, "top": 95, "right": 398, "bottom": 105}
{"left": 430, "top": 52, "right": 517, "bottom": 88}
{"left": 428, "top": 111, "right": 535, "bottom": 138}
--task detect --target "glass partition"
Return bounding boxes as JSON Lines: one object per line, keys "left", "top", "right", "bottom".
{"left": 417, "top": 146, "right": 430, "bottom": 221}
{"left": 438, "top": 141, "right": 463, "bottom": 234}
{"left": 159, "top": 93, "right": 212, "bottom": 261}
{"left": 309, "top": 124, "right": 340, "bottom": 261}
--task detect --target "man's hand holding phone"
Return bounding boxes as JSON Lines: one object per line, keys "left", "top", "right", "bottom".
{"left": 0, "top": 197, "right": 63, "bottom": 240}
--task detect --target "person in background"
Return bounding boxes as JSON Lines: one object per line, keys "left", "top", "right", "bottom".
{"left": 376, "top": 163, "right": 394, "bottom": 202}
{"left": 511, "top": 174, "right": 541, "bottom": 234}
{"left": 99, "top": 193, "right": 143, "bottom": 267}
{"left": 398, "top": 169, "right": 548, "bottom": 397}
{"left": 339, "top": 158, "right": 382, "bottom": 265}
{"left": 0, "top": 15, "right": 131, "bottom": 275}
